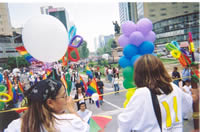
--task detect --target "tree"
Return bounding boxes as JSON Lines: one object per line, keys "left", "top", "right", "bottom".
{"left": 7, "top": 56, "right": 30, "bottom": 69}
{"left": 78, "top": 40, "right": 89, "bottom": 59}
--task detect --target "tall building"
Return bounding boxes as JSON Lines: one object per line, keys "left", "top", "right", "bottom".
{"left": 125, "top": 2, "right": 200, "bottom": 50}
{"left": 104, "top": 34, "right": 114, "bottom": 46}
{"left": 0, "top": 3, "right": 12, "bottom": 36}
{"left": 40, "top": 6, "right": 53, "bottom": 15}
{"left": 40, "top": 6, "right": 70, "bottom": 31}
{"left": 119, "top": 2, "right": 138, "bottom": 24}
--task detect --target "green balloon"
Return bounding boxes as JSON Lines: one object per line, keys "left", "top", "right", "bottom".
{"left": 123, "top": 66, "right": 134, "bottom": 81}
{"left": 0, "top": 102, "right": 4, "bottom": 110}
{"left": 165, "top": 43, "right": 178, "bottom": 51}
{"left": 0, "top": 85, "right": 6, "bottom": 93}
{"left": 123, "top": 79, "right": 136, "bottom": 89}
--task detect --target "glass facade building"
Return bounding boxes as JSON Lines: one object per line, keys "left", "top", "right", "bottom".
{"left": 154, "top": 12, "right": 199, "bottom": 50}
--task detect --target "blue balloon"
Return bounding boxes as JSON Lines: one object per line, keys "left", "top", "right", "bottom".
{"left": 119, "top": 56, "right": 132, "bottom": 68}
{"left": 131, "top": 55, "right": 141, "bottom": 66}
{"left": 123, "top": 44, "right": 139, "bottom": 59}
{"left": 0, "top": 74, "right": 3, "bottom": 83}
{"left": 171, "top": 41, "right": 180, "bottom": 50}
{"left": 139, "top": 41, "right": 154, "bottom": 55}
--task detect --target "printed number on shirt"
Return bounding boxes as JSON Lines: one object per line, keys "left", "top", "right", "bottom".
{"left": 161, "top": 96, "right": 179, "bottom": 128}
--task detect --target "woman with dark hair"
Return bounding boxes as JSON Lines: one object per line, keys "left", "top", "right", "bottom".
{"left": 118, "top": 55, "right": 196, "bottom": 132}
{"left": 74, "top": 87, "right": 86, "bottom": 110}
{"left": 5, "top": 78, "right": 89, "bottom": 132}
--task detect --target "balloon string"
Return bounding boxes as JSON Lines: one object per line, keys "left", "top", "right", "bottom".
{"left": 0, "top": 76, "right": 193, "bottom": 113}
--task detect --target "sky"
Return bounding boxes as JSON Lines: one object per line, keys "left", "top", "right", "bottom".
{"left": 8, "top": 2, "right": 120, "bottom": 52}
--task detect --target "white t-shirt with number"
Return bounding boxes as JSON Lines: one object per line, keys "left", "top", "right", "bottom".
{"left": 118, "top": 83, "right": 192, "bottom": 132}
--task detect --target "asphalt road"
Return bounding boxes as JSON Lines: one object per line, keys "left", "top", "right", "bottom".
{"left": 77, "top": 75, "right": 194, "bottom": 132}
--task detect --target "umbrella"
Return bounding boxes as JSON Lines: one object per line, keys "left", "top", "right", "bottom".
{"left": 89, "top": 115, "right": 112, "bottom": 132}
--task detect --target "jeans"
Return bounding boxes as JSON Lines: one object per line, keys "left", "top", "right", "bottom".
{"left": 108, "top": 74, "right": 112, "bottom": 82}
{"left": 114, "top": 84, "right": 120, "bottom": 94}
{"left": 173, "top": 80, "right": 179, "bottom": 86}
{"left": 99, "top": 88, "right": 103, "bottom": 105}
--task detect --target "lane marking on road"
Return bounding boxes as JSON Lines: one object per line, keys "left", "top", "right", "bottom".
{"left": 103, "top": 99, "right": 121, "bottom": 110}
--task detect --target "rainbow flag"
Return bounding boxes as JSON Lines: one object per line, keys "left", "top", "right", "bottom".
{"left": 16, "top": 46, "right": 36, "bottom": 63}
{"left": 46, "top": 69, "right": 52, "bottom": 76}
{"left": 60, "top": 75, "right": 68, "bottom": 95}
{"left": 18, "top": 81, "right": 24, "bottom": 93}
{"left": 29, "top": 70, "right": 33, "bottom": 76}
{"left": 42, "top": 74, "right": 47, "bottom": 80}
{"left": 6, "top": 77, "right": 13, "bottom": 99}
{"left": 86, "top": 65, "right": 93, "bottom": 78}
{"left": 80, "top": 75, "right": 87, "bottom": 92}
{"left": 86, "top": 78, "right": 102, "bottom": 108}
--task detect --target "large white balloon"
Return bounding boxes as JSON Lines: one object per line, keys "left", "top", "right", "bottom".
{"left": 22, "top": 15, "right": 68, "bottom": 63}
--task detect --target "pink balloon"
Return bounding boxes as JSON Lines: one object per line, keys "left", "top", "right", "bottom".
{"left": 121, "top": 21, "right": 137, "bottom": 37}
{"left": 129, "top": 31, "right": 144, "bottom": 47}
{"left": 136, "top": 18, "right": 153, "bottom": 35}
{"left": 118, "top": 35, "right": 129, "bottom": 48}
{"left": 144, "top": 31, "right": 156, "bottom": 42}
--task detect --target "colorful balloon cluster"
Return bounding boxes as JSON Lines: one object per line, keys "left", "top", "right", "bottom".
{"left": 118, "top": 18, "right": 156, "bottom": 108}
{"left": 62, "top": 25, "right": 83, "bottom": 66}
{"left": 166, "top": 41, "right": 191, "bottom": 67}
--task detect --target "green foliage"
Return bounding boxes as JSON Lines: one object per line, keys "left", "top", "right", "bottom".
{"left": 97, "top": 59, "right": 108, "bottom": 66}
{"left": 1, "top": 63, "right": 11, "bottom": 70}
{"left": 78, "top": 40, "right": 89, "bottom": 59}
{"left": 96, "top": 38, "right": 115, "bottom": 56}
{"left": 7, "top": 56, "right": 30, "bottom": 69}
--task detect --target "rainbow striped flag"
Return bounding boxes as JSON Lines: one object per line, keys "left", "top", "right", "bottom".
{"left": 86, "top": 78, "right": 102, "bottom": 108}
{"left": 18, "top": 81, "right": 24, "bottom": 93}
{"left": 16, "top": 46, "right": 36, "bottom": 63}
{"left": 42, "top": 74, "right": 47, "bottom": 80}
{"left": 6, "top": 77, "right": 13, "bottom": 99}
{"left": 46, "top": 69, "right": 52, "bottom": 76}
{"left": 79, "top": 75, "right": 87, "bottom": 92}
{"left": 86, "top": 65, "right": 93, "bottom": 78}
{"left": 29, "top": 70, "right": 33, "bottom": 76}
{"left": 60, "top": 75, "right": 68, "bottom": 95}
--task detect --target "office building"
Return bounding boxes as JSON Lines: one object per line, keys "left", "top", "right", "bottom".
{"left": 119, "top": 2, "right": 138, "bottom": 24}
{"left": 40, "top": 6, "right": 70, "bottom": 31}
{"left": 0, "top": 3, "right": 12, "bottom": 36}
{"left": 131, "top": 2, "right": 200, "bottom": 50}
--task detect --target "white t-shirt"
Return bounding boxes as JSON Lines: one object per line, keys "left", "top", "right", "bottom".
{"left": 77, "top": 109, "right": 92, "bottom": 122}
{"left": 108, "top": 69, "right": 112, "bottom": 74}
{"left": 118, "top": 83, "right": 192, "bottom": 132}
{"left": 182, "top": 85, "right": 192, "bottom": 95}
{"left": 5, "top": 113, "right": 89, "bottom": 132}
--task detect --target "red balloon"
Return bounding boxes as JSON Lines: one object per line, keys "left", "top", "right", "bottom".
{"left": 67, "top": 46, "right": 80, "bottom": 62}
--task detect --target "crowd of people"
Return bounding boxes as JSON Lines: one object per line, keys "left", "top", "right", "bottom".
{"left": 0, "top": 55, "right": 199, "bottom": 131}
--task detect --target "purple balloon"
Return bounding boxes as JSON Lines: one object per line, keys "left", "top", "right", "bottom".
{"left": 129, "top": 31, "right": 144, "bottom": 47}
{"left": 144, "top": 31, "right": 156, "bottom": 42}
{"left": 136, "top": 18, "right": 153, "bottom": 35}
{"left": 121, "top": 21, "right": 137, "bottom": 37}
{"left": 118, "top": 35, "right": 129, "bottom": 48}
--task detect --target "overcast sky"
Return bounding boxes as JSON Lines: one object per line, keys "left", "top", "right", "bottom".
{"left": 8, "top": 3, "right": 120, "bottom": 52}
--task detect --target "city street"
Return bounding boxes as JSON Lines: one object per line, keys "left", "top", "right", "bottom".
{"left": 78, "top": 75, "right": 194, "bottom": 132}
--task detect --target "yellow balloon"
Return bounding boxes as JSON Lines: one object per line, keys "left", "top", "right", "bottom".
{"left": 126, "top": 88, "right": 136, "bottom": 100}
{"left": 171, "top": 50, "right": 181, "bottom": 59}
{"left": 0, "top": 93, "right": 12, "bottom": 103}
{"left": 123, "top": 100, "right": 129, "bottom": 108}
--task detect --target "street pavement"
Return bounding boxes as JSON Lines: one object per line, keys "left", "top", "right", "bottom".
{"left": 78, "top": 75, "right": 194, "bottom": 132}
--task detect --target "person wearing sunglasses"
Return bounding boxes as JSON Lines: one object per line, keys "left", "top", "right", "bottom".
{"left": 5, "top": 78, "right": 89, "bottom": 132}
